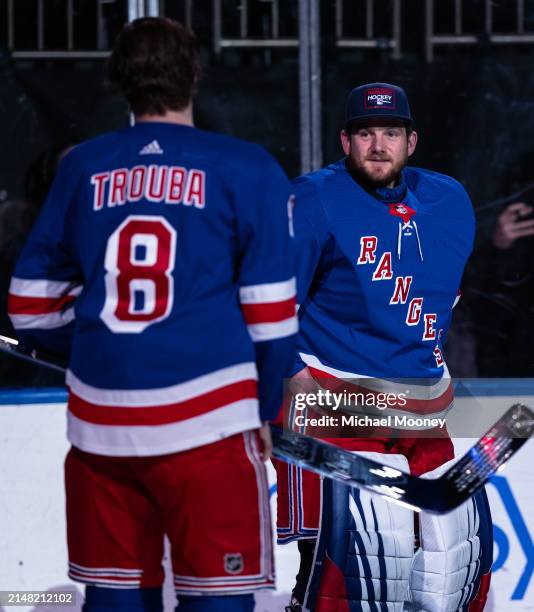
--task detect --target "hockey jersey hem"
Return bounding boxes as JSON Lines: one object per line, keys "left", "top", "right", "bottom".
{"left": 67, "top": 400, "right": 262, "bottom": 457}
{"left": 299, "top": 352, "right": 454, "bottom": 423}
{"left": 65, "top": 362, "right": 258, "bottom": 407}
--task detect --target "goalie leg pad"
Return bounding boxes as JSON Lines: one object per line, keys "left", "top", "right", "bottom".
{"left": 305, "top": 453, "right": 414, "bottom": 611}
{"left": 468, "top": 489, "right": 493, "bottom": 611}
{"left": 407, "top": 460, "right": 493, "bottom": 612}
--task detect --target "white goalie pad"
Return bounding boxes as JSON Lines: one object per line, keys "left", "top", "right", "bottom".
{"left": 405, "top": 458, "right": 482, "bottom": 612}
{"left": 322, "top": 452, "right": 415, "bottom": 611}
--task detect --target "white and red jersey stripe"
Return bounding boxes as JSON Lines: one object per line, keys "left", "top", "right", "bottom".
{"left": 299, "top": 352, "right": 454, "bottom": 426}
{"left": 8, "top": 277, "right": 82, "bottom": 330}
{"left": 65, "top": 362, "right": 261, "bottom": 456}
{"left": 239, "top": 277, "right": 298, "bottom": 342}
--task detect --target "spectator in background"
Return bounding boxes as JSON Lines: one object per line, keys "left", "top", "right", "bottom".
{"left": 492, "top": 202, "right": 534, "bottom": 250}
{"left": 473, "top": 198, "right": 534, "bottom": 376}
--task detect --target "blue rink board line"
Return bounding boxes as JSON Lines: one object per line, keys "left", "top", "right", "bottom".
{"left": 0, "top": 379, "right": 533, "bottom": 404}
{"left": 0, "top": 388, "right": 68, "bottom": 404}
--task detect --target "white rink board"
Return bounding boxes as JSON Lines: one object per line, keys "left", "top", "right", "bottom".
{"left": 0, "top": 400, "right": 532, "bottom": 612}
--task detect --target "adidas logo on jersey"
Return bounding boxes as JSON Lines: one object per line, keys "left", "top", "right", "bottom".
{"left": 139, "top": 140, "right": 164, "bottom": 155}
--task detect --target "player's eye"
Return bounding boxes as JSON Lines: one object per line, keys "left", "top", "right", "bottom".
{"left": 357, "top": 130, "right": 370, "bottom": 138}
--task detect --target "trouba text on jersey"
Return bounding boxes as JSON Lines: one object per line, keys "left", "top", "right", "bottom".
{"left": 90, "top": 165, "right": 206, "bottom": 210}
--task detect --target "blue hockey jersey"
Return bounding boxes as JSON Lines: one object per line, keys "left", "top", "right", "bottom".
{"left": 8, "top": 122, "right": 297, "bottom": 456}
{"left": 292, "top": 159, "right": 475, "bottom": 418}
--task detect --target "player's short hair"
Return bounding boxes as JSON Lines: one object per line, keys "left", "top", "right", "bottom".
{"left": 107, "top": 17, "right": 201, "bottom": 116}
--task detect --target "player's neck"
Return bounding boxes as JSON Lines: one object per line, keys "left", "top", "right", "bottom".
{"left": 134, "top": 105, "right": 194, "bottom": 127}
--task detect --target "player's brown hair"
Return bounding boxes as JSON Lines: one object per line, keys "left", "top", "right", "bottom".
{"left": 107, "top": 17, "right": 201, "bottom": 116}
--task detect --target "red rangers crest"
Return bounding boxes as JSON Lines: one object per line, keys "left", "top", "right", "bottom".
{"left": 388, "top": 202, "right": 416, "bottom": 224}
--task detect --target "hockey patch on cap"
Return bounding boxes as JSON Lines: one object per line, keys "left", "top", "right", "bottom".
{"left": 224, "top": 553, "right": 244, "bottom": 575}
{"left": 364, "top": 87, "right": 396, "bottom": 109}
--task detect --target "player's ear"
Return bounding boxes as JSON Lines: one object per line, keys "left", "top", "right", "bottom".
{"left": 407, "top": 129, "right": 418, "bottom": 157}
{"left": 340, "top": 129, "right": 351, "bottom": 155}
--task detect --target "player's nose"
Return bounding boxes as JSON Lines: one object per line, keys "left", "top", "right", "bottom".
{"left": 369, "top": 133, "right": 386, "bottom": 152}
{"left": 371, "top": 131, "right": 386, "bottom": 152}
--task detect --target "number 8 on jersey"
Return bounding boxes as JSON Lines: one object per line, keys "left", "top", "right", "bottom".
{"left": 101, "top": 215, "right": 177, "bottom": 333}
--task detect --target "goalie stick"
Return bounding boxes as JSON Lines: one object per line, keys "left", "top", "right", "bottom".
{"left": 1, "top": 334, "right": 532, "bottom": 513}
{"left": 272, "top": 404, "right": 533, "bottom": 514}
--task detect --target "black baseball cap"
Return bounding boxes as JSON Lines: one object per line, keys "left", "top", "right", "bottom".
{"left": 345, "top": 82, "right": 413, "bottom": 128}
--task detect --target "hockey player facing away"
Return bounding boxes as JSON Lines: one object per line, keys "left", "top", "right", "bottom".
{"left": 8, "top": 18, "right": 297, "bottom": 612}
{"left": 274, "top": 84, "right": 493, "bottom": 611}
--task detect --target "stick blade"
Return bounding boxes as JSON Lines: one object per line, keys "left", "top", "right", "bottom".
{"left": 439, "top": 403, "right": 534, "bottom": 502}
{"left": 271, "top": 403, "right": 534, "bottom": 514}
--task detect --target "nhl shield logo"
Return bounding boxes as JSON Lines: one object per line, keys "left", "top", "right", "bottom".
{"left": 224, "top": 553, "right": 244, "bottom": 575}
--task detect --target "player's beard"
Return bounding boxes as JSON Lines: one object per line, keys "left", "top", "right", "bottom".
{"left": 348, "top": 152, "right": 408, "bottom": 189}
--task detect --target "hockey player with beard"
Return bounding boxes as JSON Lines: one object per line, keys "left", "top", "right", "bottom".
{"left": 274, "top": 83, "right": 493, "bottom": 611}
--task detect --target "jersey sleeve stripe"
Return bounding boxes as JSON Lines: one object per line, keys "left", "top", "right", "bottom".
{"left": 241, "top": 297, "right": 296, "bottom": 324}
{"left": 247, "top": 317, "right": 298, "bottom": 342}
{"left": 9, "top": 277, "right": 82, "bottom": 298}
{"left": 239, "top": 277, "right": 296, "bottom": 304}
{"left": 68, "top": 379, "right": 258, "bottom": 426}
{"left": 8, "top": 277, "right": 80, "bottom": 330}
{"left": 9, "top": 309, "right": 75, "bottom": 330}
{"left": 8, "top": 293, "right": 77, "bottom": 315}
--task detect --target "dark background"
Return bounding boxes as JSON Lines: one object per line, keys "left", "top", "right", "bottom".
{"left": 1, "top": 0, "right": 533, "bottom": 384}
